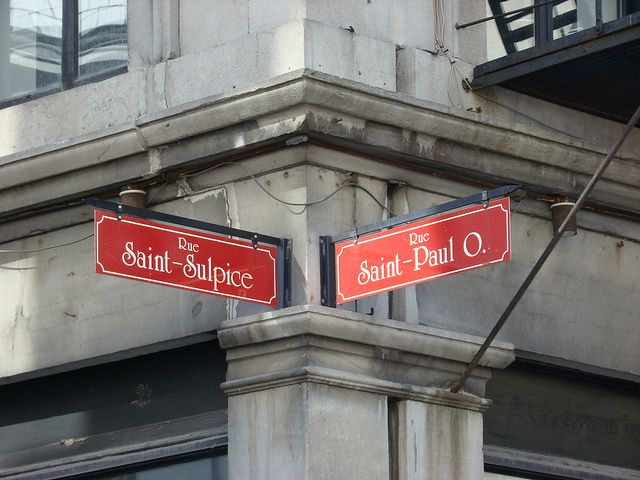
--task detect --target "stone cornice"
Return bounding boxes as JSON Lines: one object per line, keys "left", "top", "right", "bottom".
{"left": 221, "top": 365, "right": 493, "bottom": 412}
{"left": 219, "top": 304, "right": 514, "bottom": 369}
{"left": 1, "top": 69, "right": 638, "bottom": 216}
{"left": 218, "top": 305, "right": 514, "bottom": 400}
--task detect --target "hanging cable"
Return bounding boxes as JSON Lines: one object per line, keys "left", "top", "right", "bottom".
{"left": 432, "top": 0, "right": 583, "bottom": 139}
{"left": 0, "top": 234, "right": 94, "bottom": 254}
{"left": 1, "top": 161, "right": 394, "bottom": 256}
{"left": 182, "top": 161, "right": 394, "bottom": 215}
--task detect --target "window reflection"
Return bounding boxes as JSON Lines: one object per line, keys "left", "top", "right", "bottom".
{"left": 78, "top": 0, "right": 127, "bottom": 77}
{"left": 553, "top": 0, "right": 619, "bottom": 39}
{"left": 487, "top": 0, "right": 640, "bottom": 61}
{"left": 0, "top": 0, "right": 62, "bottom": 102}
{"left": 92, "top": 455, "right": 228, "bottom": 480}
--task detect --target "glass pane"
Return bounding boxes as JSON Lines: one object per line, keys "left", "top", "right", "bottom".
{"left": 486, "top": 0, "right": 535, "bottom": 58}
{"left": 553, "top": 0, "right": 620, "bottom": 39}
{"left": 553, "top": 0, "right": 582, "bottom": 38}
{"left": 78, "top": 0, "right": 127, "bottom": 77}
{"left": 95, "top": 456, "right": 228, "bottom": 480}
{"left": 0, "top": 0, "right": 62, "bottom": 102}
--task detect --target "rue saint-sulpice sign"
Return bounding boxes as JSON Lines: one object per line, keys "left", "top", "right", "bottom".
{"left": 94, "top": 209, "right": 282, "bottom": 307}
{"left": 331, "top": 197, "right": 511, "bottom": 304}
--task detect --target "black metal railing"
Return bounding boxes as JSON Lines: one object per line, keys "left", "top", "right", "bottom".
{"left": 458, "top": 0, "right": 640, "bottom": 59}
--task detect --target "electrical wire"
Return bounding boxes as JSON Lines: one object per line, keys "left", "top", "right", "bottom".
{"left": 183, "top": 161, "right": 394, "bottom": 215}
{"left": 433, "top": 0, "right": 582, "bottom": 139}
{"left": 1, "top": 162, "right": 394, "bottom": 255}
{"left": 0, "top": 234, "right": 94, "bottom": 254}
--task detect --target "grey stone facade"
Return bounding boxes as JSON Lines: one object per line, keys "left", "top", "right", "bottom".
{"left": 1, "top": 1, "right": 639, "bottom": 479}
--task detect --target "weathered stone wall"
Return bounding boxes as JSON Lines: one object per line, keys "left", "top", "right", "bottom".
{"left": 1, "top": 154, "right": 639, "bottom": 379}
{"left": 1, "top": 0, "right": 638, "bottom": 383}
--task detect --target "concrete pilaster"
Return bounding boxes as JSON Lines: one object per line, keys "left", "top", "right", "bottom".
{"left": 218, "top": 305, "right": 514, "bottom": 480}
{"left": 391, "top": 400, "right": 484, "bottom": 480}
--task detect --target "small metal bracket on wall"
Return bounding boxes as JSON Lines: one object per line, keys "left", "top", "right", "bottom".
{"left": 278, "top": 239, "right": 293, "bottom": 309}
{"left": 319, "top": 236, "right": 337, "bottom": 308}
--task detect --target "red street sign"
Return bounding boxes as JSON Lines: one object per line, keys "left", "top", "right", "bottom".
{"left": 335, "top": 198, "right": 511, "bottom": 304}
{"left": 95, "top": 211, "right": 278, "bottom": 307}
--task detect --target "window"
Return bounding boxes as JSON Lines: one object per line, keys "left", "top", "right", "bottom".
{"left": 81, "top": 453, "right": 229, "bottom": 480}
{"left": 0, "top": 0, "right": 127, "bottom": 106}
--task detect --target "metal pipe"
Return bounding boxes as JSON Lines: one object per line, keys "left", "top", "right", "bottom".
{"left": 455, "top": 0, "right": 563, "bottom": 30}
{"left": 595, "top": 0, "right": 603, "bottom": 31}
{"left": 450, "top": 102, "right": 640, "bottom": 394}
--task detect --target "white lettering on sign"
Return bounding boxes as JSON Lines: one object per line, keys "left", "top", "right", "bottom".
{"left": 120, "top": 240, "right": 253, "bottom": 292}
{"left": 178, "top": 236, "right": 200, "bottom": 252}
{"left": 463, "top": 232, "right": 484, "bottom": 257}
{"left": 354, "top": 233, "right": 491, "bottom": 287}
{"left": 334, "top": 198, "right": 511, "bottom": 304}
{"left": 358, "top": 254, "right": 403, "bottom": 286}
{"left": 183, "top": 255, "right": 253, "bottom": 291}
{"left": 409, "top": 231, "right": 431, "bottom": 245}
{"left": 122, "top": 241, "right": 173, "bottom": 273}
{"left": 413, "top": 236, "right": 455, "bottom": 271}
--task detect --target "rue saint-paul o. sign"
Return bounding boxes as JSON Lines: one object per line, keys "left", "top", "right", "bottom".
{"left": 320, "top": 187, "right": 516, "bottom": 306}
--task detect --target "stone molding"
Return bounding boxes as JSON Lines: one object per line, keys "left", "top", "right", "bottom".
{"left": 484, "top": 445, "right": 640, "bottom": 480}
{"left": 2, "top": 70, "right": 639, "bottom": 216}
{"left": 218, "top": 304, "right": 514, "bottom": 403}
{"left": 222, "top": 365, "right": 492, "bottom": 412}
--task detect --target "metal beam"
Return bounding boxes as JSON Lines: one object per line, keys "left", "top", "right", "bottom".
{"left": 450, "top": 101, "right": 640, "bottom": 394}
{"left": 455, "top": 0, "right": 564, "bottom": 30}
{"left": 85, "top": 198, "right": 284, "bottom": 247}
{"left": 329, "top": 185, "right": 521, "bottom": 244}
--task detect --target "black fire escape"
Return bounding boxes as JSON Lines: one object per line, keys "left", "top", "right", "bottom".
{"left": 465, "top": 0, "right": 640, "bottom": 124}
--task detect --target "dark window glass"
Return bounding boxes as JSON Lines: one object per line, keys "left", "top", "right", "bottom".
{"left": 0, "top": 0, "right": 127, "bottom": 105}
{"left": 78, "top": 0, "right": 127, "bottom": 77}
{"left": 484, "top": 362, "right": 640, "bottom": 471}
{"left": 0, "top": 341, "right": 228, "bottom": 475}
{"left": 93, "top": 455, "right": 228, "bottom": 480}
{"left": 0, "top": 0, "right": 63, "bottom": 102}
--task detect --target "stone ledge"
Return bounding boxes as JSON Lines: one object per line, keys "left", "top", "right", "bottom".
{"left": 218, "top": 305, "right": 514, "bottom": 398}
{"left": 484, "top": 445, "right": 640, "bottom": 480}
{"left": 2, "top": 70, "right": 639, "bottom": 216}
{"left": 219, "top": 304, "right": 514, "bottom": 368}
{"left": 222, "top": 365, "right": 492, "bottom": 412}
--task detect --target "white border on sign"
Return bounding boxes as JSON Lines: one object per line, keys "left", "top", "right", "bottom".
{"left": 96, "top": 212, "right": 277, "bottom": 305}
{"left": 335, "top": 200, "right": 510, "bottom": 303}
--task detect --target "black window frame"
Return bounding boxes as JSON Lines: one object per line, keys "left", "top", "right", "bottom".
{"left": 0, "top": 0, "right": 128, "bottom": 110}
{"left": 68, "top": 444, "right": 229, "bottom": 480}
